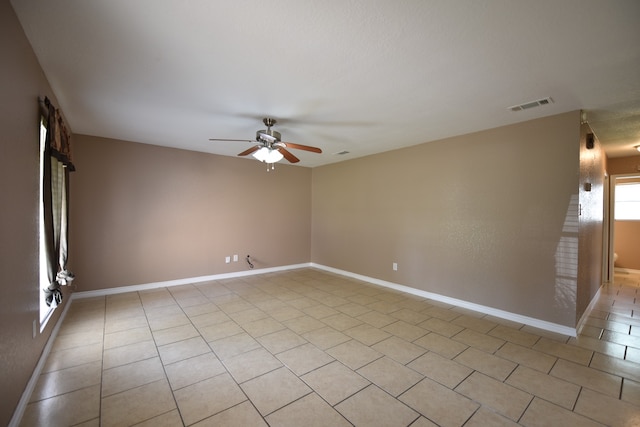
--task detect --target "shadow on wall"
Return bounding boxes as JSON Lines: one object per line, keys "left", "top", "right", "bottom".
{"left": 554, "top": 194, "right": 578, "bottom": 311}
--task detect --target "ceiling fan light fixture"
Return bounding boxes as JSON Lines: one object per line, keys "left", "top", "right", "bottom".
{"left": 252, "top": 147, "right": 283, "bottom": 163}
{"left": 210, "top": 117, "right": 320, "bottom": 168}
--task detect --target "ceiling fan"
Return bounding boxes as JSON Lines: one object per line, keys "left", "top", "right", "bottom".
{"left": 209, "top": 118, "right": 322, "bottom": 169}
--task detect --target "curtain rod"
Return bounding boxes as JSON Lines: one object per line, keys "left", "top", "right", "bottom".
{"left": 37, "top": 96, "right": 52, "bottom": 106}
{"left": 38, "top": 96, "right": 53, "bottom": 118}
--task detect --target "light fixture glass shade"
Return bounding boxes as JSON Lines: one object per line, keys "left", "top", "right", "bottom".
{"left": 252, "top": 147, "right": 283, "bottom": 163}
{"left": 252, "top": 147, "right": 269, "bottom": 162}
{"left": 265, "top": 149, "right": 284, "bottom": 163}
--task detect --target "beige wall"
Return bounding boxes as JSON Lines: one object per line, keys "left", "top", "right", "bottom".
{"left": 69, "top": 136, "right": 311, "bottom": 291}
{"left": 2, "top": 0, "right": 605, "bottom": 420}
{"left": 614, "top": 221, "right": 640, "bottom": 270}
{"left": 607, "top": 155, "right": 640, "bottom": 175}
{"left": 312, "top": 111, "right": 583, "bottom": 327}
{"left": 0, "top": 2, "right": 71, "bottom": 425}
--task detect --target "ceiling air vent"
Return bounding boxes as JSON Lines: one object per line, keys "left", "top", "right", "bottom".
{"left": 334, "top": 150, "right": 350, "bottom": 155}
{"left": 508, "top": 97, "right": 554, "bottom": 112}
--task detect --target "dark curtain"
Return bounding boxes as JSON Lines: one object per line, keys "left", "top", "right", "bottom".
{"left": 42, "top": 97, "right": 75, "bottom": 307}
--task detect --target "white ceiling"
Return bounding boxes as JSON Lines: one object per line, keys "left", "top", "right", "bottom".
{"left": 11, "top": 0, "right": 640, "bottom": 167}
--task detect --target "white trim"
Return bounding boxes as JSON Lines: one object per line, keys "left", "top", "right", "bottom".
{"left": 74, "top": 261, "right": 579, "bottom": 333}
{"left": 9, "top": 300, "right": 72, "bottom": 427}
{"left": 603, "top": 174, "right": 612, "bottom": 284}
{"left": 14, "top": 263, "right": 589, "bottom": 426}
{"left": 608, "top": 175, "right": 617, "bottom": 283}
{"left": 71, "top": 263, "right": 312, "bottom": 299}
{"left": 614, "top": 267, "right": 640, "bottom": 275}
{"left": 311, "top": 263, "right": 577, "bottom": 337}
{"left": 575, "top": 284, "right": 603, "bottom": 336}
{"left": 39, "top": 305, "right": 55, "bottom": 333}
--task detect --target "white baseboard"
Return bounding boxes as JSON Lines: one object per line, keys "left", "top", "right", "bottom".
{"left": 74, "top": 261, "right": 578, "bottom": 334}
{"left": 72, "top": 263, "right": 312, "bottom": 299}
{"left": 9, "top": 300, "right": 72, "bottom": 427}
{"left": 311, "top": 263, "right": 577, "bottom": 337}
{"left": 575, "top": 284, "right": 603, "bottom": 336}
{"left": 614, "top": 267, "right": 640, "bottom": 274}
{"left": 15, "top": 262, "right": 583, "bottom": 425}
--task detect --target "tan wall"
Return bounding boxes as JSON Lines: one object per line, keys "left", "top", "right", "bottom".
{"left": 0, "top": 1, "right": 601, "bottom": 419}
{"left": 0, "top": 2, "right": 71, "bottom": 425}
{"left": 614, "top": 221, "right": 640, "bottom": 270}
{"left": 312, "top": 111, "right": 582, "bottom": 327}
{"left": 607, "top": 155, "right": 640, "bottom": 175}
{"left": 69, "top": 136, "right": 312, "bottom": 291}
{"left": 576, "top": 125, "right": 605, "bottom": 323}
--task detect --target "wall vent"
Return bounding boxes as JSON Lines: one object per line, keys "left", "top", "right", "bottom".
{"left": 508, "top": 97, "right": 554, "bottom": 112}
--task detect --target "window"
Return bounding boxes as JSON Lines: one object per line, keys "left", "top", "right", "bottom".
{"left": 615, "top": 182, "right": 640, "bottom": 220}
{"left": 38, "top": 97, "right": 75, "bottom": 330}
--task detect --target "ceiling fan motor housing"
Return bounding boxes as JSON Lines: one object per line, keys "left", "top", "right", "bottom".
{"left": 256, "top": 129, "right": 281, "bottom": 144}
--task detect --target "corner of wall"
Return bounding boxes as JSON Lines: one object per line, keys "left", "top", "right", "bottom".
{"left": 576, "top": 122, "right": 605, "bottom": 324}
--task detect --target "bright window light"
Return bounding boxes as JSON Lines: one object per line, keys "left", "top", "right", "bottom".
{"left": 39, "top": 118, "right": 53, "bottom": 328}
{"left": 615, "top": 183, "right": 640, "bottom": 220}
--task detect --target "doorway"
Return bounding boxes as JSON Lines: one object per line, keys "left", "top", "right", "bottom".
{"left": 605, "top": 173, "right": 640, "bottom": 282}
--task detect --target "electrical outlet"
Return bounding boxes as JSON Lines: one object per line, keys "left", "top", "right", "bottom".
{"left": 233, "top": 254, "right": 238, "bottom": 262}
{"left": 393, "top": 262, "right": 398, "bottom": 271}
{"left": 225, "top": 256, "right": 231, "bottom": 264}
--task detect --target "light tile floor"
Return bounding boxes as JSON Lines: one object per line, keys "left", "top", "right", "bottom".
{"left": 20, "top": 269, "right": 640, "bottom": 426}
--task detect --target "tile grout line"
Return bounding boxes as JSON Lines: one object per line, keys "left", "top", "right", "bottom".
{"left": 31, "top": 270, "right": 640, "bottom": 426}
